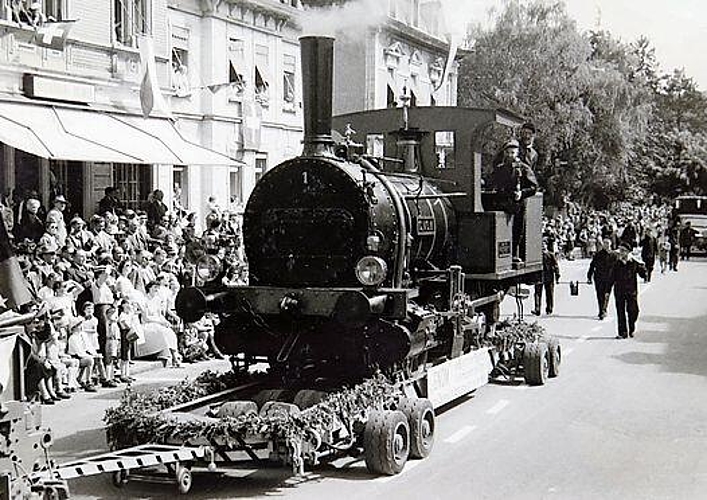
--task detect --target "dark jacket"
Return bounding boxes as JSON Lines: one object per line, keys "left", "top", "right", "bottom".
{"left": 488, "top": 160, "right": 538, "bottom": 213}
{"left": 640, "top": 234, "right": 658, "bottom": 264}
{"left": 620, "top": 223, "right": 637, "bottom": 248}
{"left": 587, "top": 248, "right": 615, "bottom": 283}
{"left": 679, "top": 226, "right": 697, "bottom": 247}
{"left": 610, "top": 256, "right": 647, "bottom": 295}
{"left": 146, "top": 200, "right": 168, "bottom": 228}
{"left": 98, "top": 195, "right": 125, "bottom": 216}
{"left": 541, "top": 250, "right": 560, "bottom": 284}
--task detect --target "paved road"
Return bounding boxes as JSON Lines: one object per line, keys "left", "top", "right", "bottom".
{"left": 50, "top": 257, "right": 707, "bottom": 499}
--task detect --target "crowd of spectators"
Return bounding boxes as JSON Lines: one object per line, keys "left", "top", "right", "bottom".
{"left": 541, "top": 201, "right": 683, "bottom": 272}
{"left": 1, "top": 187, "right": 247, "bottom": 406}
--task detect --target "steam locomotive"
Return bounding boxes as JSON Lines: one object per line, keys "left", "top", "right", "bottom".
{"left": 176, "top": 36, "right": 544, "bottom": 393}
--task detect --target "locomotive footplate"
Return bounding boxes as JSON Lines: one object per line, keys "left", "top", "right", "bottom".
{"left": 176, "top": 286, "right": 412, "bottom": 323}
{"left": 465, "top": 262, "right": 543, "bottom": 282}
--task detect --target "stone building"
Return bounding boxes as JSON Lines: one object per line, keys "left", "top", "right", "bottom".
{"left": 0, "top": 0, "right": 304, "bottom": 226}
{"left": 0, "top": 0, "right": 459, "bottom": 226}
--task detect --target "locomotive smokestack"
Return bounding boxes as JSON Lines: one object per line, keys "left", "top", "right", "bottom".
{"left": 300, "top": 36, "right": 335, "bottom": 156}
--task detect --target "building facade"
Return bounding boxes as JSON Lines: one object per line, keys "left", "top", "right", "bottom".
{"left": 167, "top": 0, "right": 304, "bottom": 219}
{"left": 0, "top": 0, "right": 458, "bottom": 227}
{"left": 0, "top": 0, "right": 304, "bottom": 227}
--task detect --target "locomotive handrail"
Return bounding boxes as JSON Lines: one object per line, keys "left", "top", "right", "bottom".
{"left": 360, "top": 157, "right": 408, "bottom": 288}
{"left": 403, "top": 192, "right": 467, "bottom": 200}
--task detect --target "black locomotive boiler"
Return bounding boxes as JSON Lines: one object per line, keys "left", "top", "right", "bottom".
{"left": 176, "top": 36, "right": 545, "bottom": 395}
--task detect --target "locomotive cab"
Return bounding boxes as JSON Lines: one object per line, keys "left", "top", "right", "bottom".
{"left": 331, "top": 106, "right": 544, "bottom": 280}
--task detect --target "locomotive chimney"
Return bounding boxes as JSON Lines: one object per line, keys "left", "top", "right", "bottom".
{"left": 300, "top": 36, "right": 335, "bottom": 156}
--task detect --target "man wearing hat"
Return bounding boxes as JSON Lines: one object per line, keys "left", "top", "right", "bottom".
{"left": 487, "top": 139, "right": 538, "bottom": 264}
{"left": 98, "top": 187, "right": 125, "bottom": 217}
{"left": 518, "top": 122, "right": 538, "bottom": 171}
{"left": 609, "top": 241, "right": 647, "bottom": 339}
{"left": 67, "top": 216, "right": 95, "bottom": 252}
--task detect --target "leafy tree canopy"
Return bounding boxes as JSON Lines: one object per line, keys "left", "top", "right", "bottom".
{"left": 458, "top": 0, "right": 706, "bottom": 207}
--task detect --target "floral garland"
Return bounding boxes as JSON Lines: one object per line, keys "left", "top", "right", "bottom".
{"left": 104, "top": 371, "right": 400, "bottom": 453}
{"left": 485, "top": 319, "right": 547, "bottom": 350}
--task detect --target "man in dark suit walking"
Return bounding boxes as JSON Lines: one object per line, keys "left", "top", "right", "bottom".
{"left": 640, "top": 229, "right": 658, "bottom": 282}
{"left": 610, "top": 241, "right": 647, "bottom": 339}
{"left": 532, "top": 240, "right": 560, "bottom": 316}
{"left": 587, "top": 238, "right": 615, "bottom": 320}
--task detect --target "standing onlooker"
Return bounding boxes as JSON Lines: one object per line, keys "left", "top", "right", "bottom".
{"left": 45, "top": 195, "right": 68, "bottom": 248}
{"left": 146, "top": 189, "right": 168, "bottom": 231}
{"left": 679, "top": 221, "right": 697, "bottom": 261}
{"left": 658, "top": 231, "right": 671, "bottom": 274}
{"left": 532, "top": 240, "right": 560, "bottom": 316}
{"left": 97, "top": 186, "right": 125, "bottom": 216}
{"left": 668, "top": 226, "right": 680, "bottom": 271}
{"left": 640, "top": 229, "right": 658, "bottom": 283}
{"left": 587, "top": 238, "right": 616, "bottom": 320}
{"left": 609, "top": 241, "right": 647, "bottom": 339}
{"left": 90, "top": 266, "right": 116, "bottom": 387}
{"left": 518, "top": 122, "right": 538, "bottom": 171}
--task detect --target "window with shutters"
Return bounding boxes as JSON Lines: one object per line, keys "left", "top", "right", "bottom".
{"left": 228, "top": 37, "right": 245, "bottom": 98}
{"left": 254, "top": 45, "right": 270, "bottom": 107}
{"left": 44, "top": 0, "right": 65, "bottom": 21}
{"left": 282, "top": 54, "right": 296, "bottom": 112}
{"left": 113, "top": 0, "right": 151, "bottom": 47}
{"left": 171, "top": 28, "right": 190, "bottom": 97}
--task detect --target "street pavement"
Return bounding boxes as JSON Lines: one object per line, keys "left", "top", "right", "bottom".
{"left": 46, "top": 257, "right": 707, "bottom": 500}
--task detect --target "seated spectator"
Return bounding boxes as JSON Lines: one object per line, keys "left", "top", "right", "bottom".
{"left": 136, "top": 281, "right": 181, "bottom": 368}
{"left": 43, "top": 320, "right": 72, "bottom": 399}
{"left": 25, "top": 312, "right": 61, "bottom": 404}
{"left": 13, "top": 197, "right": 44, "bottom": 246}
{"left": 67, "top": 216, "right": 95, "bottom": 252}
{"left": 66, "top": 317, "right": 97, "bottom": 392}
{"left": 37, "top": 220, "right": 62, "bottom": 253}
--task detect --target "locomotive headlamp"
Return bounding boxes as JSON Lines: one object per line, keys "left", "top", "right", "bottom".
{"left": 196, "top": 255, "right": 222, "bottom": 282}
{"left": 355, "top": 256, "right": 388, "bottom": 287}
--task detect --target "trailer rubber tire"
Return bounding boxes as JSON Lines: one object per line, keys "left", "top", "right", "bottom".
{"left": 176, "top": 465, "right": 192, "bottom": 495}
{"left": 523, "top": 342, "right": 549, "bottom": 386}
{"left": 363, "top": 410, "right": 410, "bottom": 475}
{"left": 398, "top": 398, "right": 435, "bottom": 459}
{"left": 111, "top": 469, "right": 129, "bottom": 488}
{"left": 547, "top": 337, "right": 561, "bottom": 378}
{"left": 293, "top": 390, "right": 328, "bottom": 410}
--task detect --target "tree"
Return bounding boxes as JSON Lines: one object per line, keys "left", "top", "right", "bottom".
{"left": 458, "top": 1, "right": 654, "bottom": 207}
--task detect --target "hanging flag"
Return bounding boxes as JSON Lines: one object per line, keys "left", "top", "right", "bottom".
{"left": 433, "top": 33, "right": 459, "bottom": 96}
{"left": 137, "top": 35, "right": 172, "bottom": 119}
{"left": 0, "top": 211, "right": 32, "bottom": 310}
{"left": 33, "top": 20, "right": 77, "bottom": 51}
{"left": 240, "top": 86, "right": 262, "bottom": 151}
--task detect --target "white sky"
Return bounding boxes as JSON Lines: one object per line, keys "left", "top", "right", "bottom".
{"left": 441, "top": 0, "right": 707, "bottom": 90}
